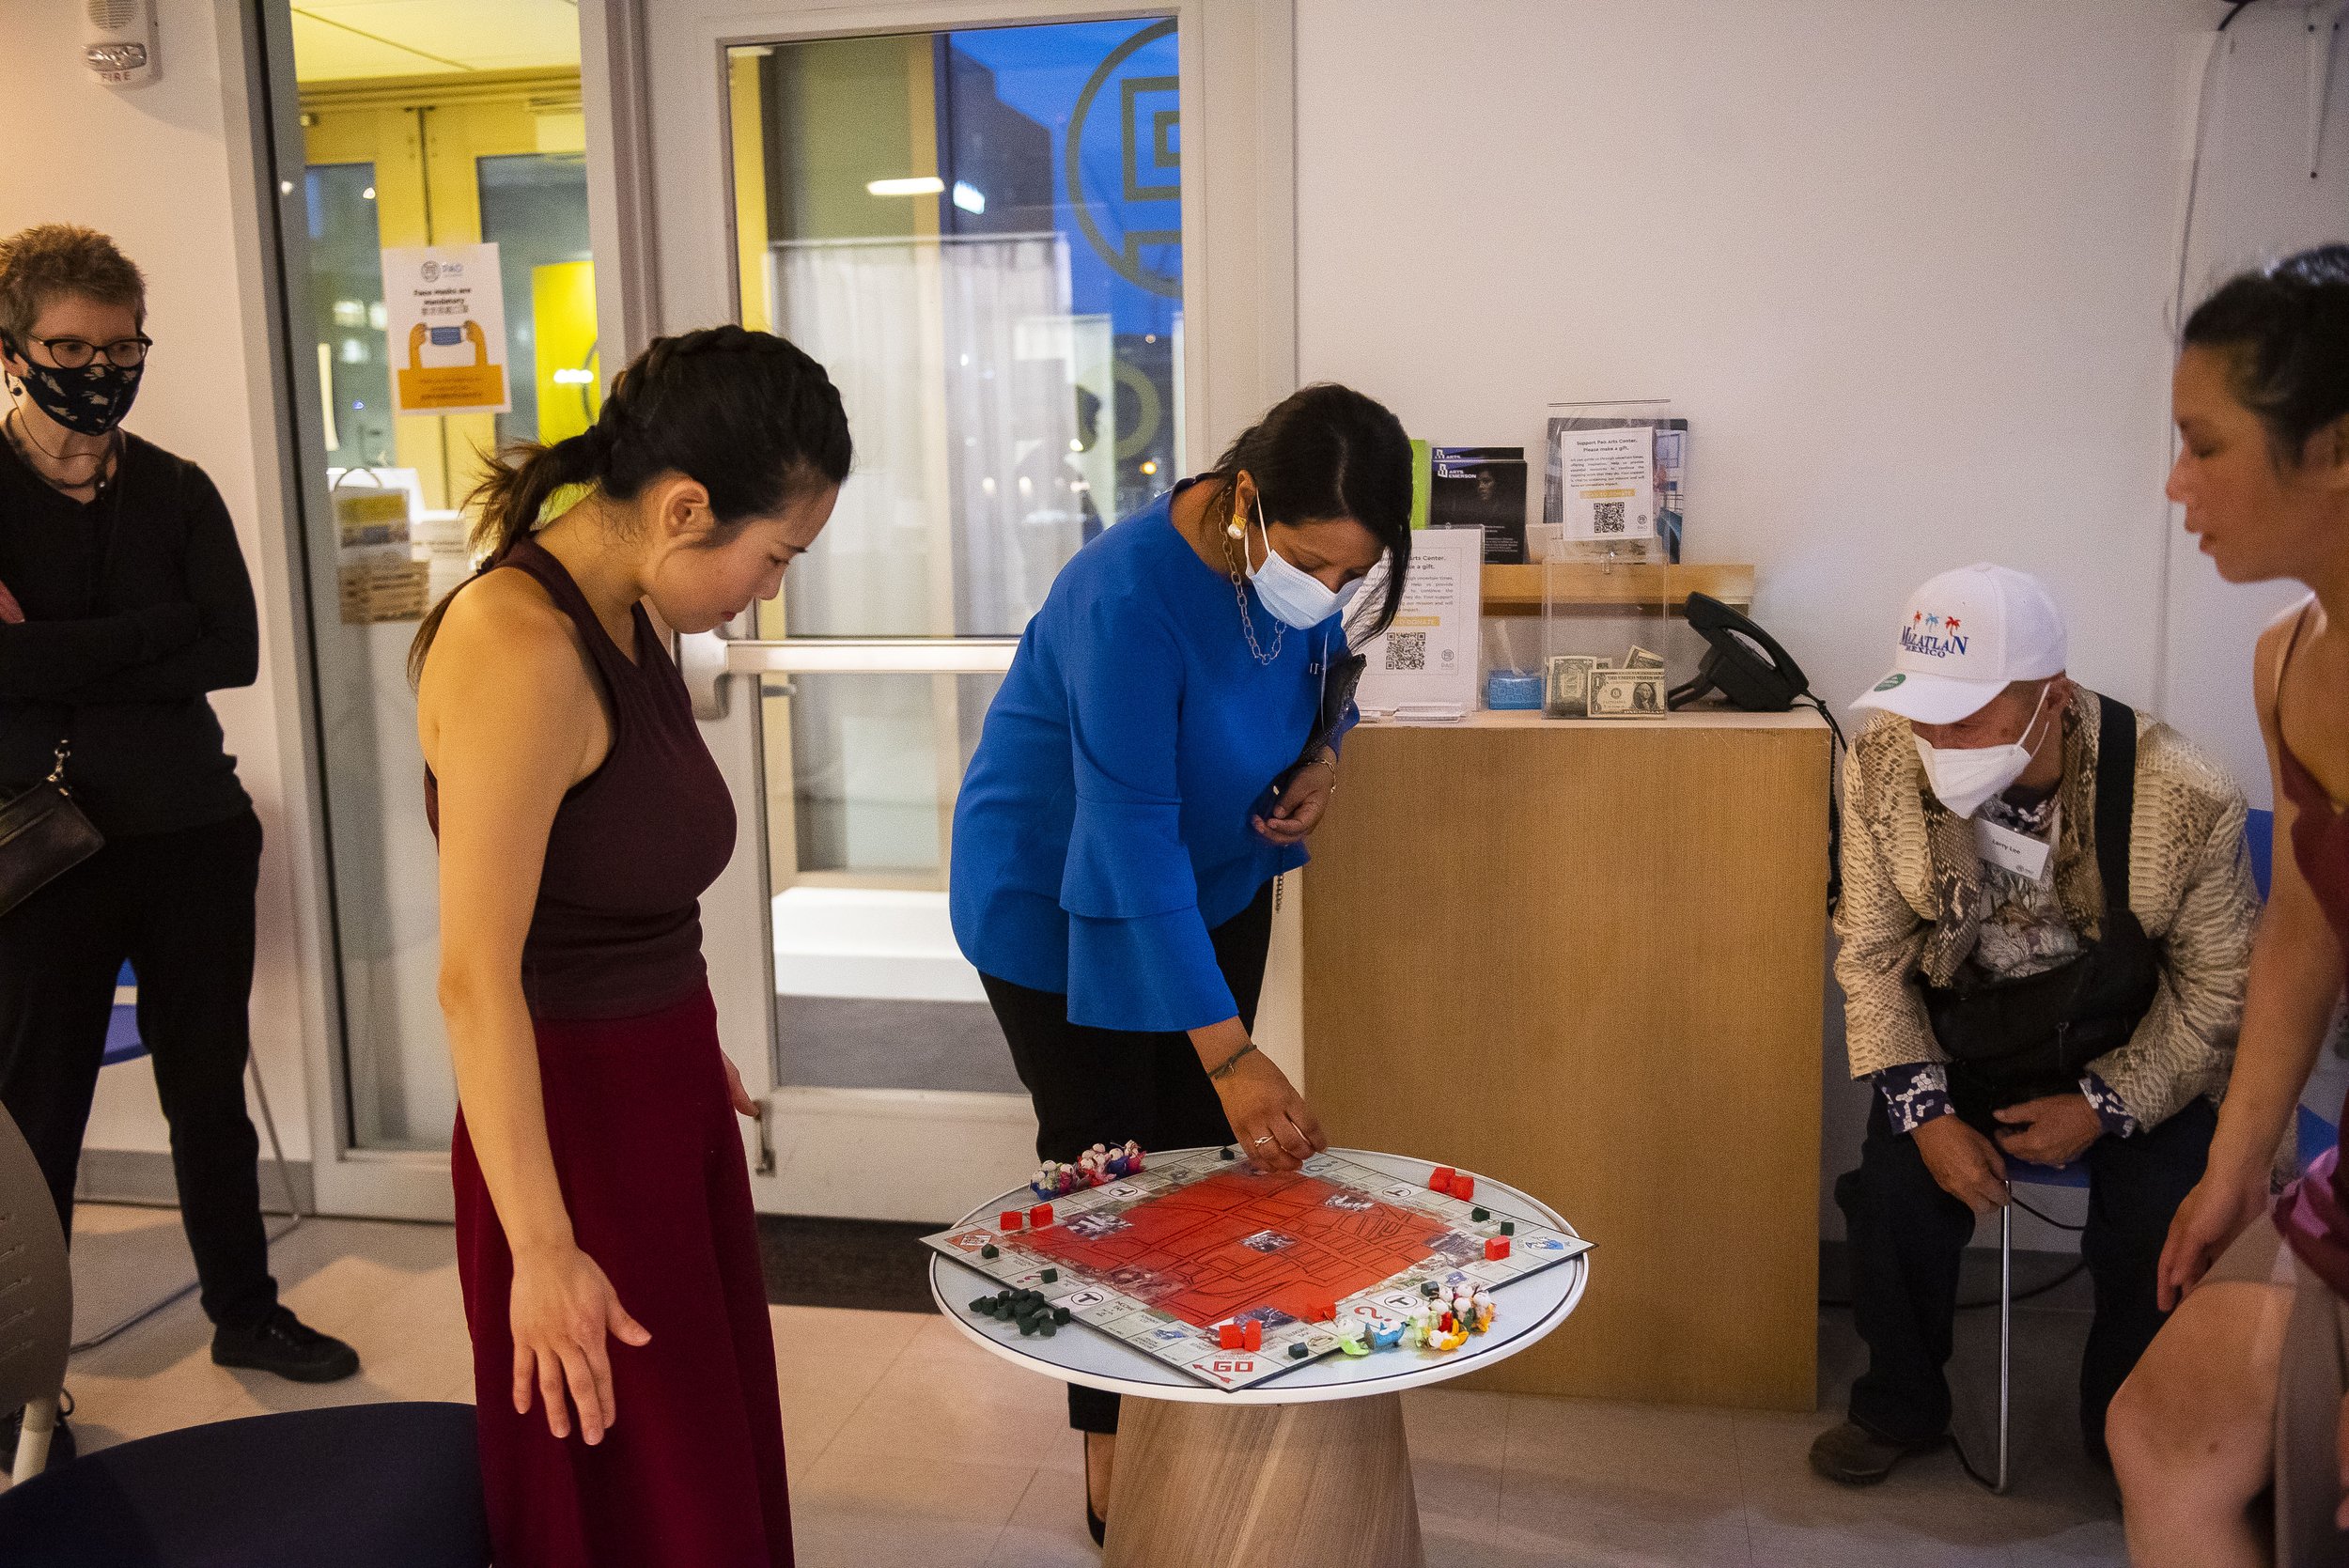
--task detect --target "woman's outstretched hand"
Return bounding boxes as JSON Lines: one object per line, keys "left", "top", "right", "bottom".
{"left": 1211, "top": 1050, "right": 1328, "bottom": 1172}
{"left": 722, "top": 1055, "right": 759, "bottom": 1118}
{"left": 508, "top": 1241, "right": 651, "bottom": 1444}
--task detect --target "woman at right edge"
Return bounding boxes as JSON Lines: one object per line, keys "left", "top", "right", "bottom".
{"left": 417, "top": 326, "right": 849, "bottom": 1567}
{"left": 2108, "top": 246, "right": 2349, "bottom": 1566}
{"left": 950, "top": 383, "right": 1416, "bottom": 1544}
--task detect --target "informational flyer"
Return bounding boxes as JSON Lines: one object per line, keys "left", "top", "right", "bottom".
{"left": 1560, "top": 423, "right": 1656, "bottom": 542}
{"left": 1354, "top": 524, "right": 1482, "bottom": 715}
{"left": 381, "top": 243, "right": 510, "bottom": 416}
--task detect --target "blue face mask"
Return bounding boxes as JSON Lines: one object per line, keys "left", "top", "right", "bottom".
{"left": 1247, "top": 495, "right": 1360, "bottom": 629}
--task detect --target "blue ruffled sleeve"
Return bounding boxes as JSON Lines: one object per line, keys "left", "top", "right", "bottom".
{"left": 1058, "top": 590, "right": 1235, "bottom": 1033}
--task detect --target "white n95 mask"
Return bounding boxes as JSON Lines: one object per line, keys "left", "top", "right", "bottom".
{"left": 1913, "top": 686, "right": 2056, "bottom": 819}
{"left": 1247, "top": 495, "right": 1358, "bottom": 629}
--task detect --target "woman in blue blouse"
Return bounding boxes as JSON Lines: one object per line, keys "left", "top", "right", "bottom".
{"left": 950, "top": 383, "right": 1414, "bottom": 1538}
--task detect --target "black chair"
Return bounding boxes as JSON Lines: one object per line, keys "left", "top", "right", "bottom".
{"left": 0, "top": 1401, "right": 490, "bottom": 1567}
{"left": 0, "top": 1103, "right": 488, "bottom": 1566}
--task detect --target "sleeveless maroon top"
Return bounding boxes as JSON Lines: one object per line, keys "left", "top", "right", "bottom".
{"left": 2268, "top": 604, "right": 2349, "bottom": 1294}
{"left": 426, "top": 536, "right": 737, "bottom": 1020}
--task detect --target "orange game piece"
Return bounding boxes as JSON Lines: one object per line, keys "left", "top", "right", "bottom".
{"left": 1454, "top": 1174, "right": 1476, "bottom": 1201}
{"left": 998, "top": 1210, "right": 1023, "bottom": 1231}
{"left": 1027, "top": 1203, "right": 1053, "bottom": 1229}
{"left": 1428, "top": 1167, "right": 1455, "bottom": 1194}
{"left": 1485, "top": 1235, "right": 1511, "bottom": 1261}
{"left": 1242, "top": 1320, "right": 1262, "bottom": 1352}
{"left": 1219, "top": 1323, "right": 1243, "bottom": 1350}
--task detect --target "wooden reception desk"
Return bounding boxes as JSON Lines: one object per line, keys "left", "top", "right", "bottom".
{"left": 1301, "top": 708, "right": 1831, "bottom": 1411}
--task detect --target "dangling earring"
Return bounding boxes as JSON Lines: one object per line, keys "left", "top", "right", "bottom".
{"left": 1225, "top": 510, "right": 1246, "bottom": 541}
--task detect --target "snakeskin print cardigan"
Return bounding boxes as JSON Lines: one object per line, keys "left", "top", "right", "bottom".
{"left": 1833, "top": 687, "right": 2257, "bottom": 1129}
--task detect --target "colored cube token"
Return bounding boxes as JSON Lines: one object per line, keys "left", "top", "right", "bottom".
{"left": 1470, "top": 1206, "right": 1489, "bottom": 1222}
{"left": 1421, "top": 1280, "right": 1441, "bottom": 1297}
{"left": 1040, "top": 1268, "right": 1058, "bottom": 1284}
{"left": 980, "top": 1244, "right": 999, "bottom": 1260}
{"left": 1242, "top": 1320, "right": 1262, "bottom": 1352}
{"left": 1028, "top": 1203, "right": 1053, "bottom": 1228}
{"left": 1500, "top": 1220, "right": 1516, "bottom": 1236}
{"left": 1288, "top": 1343, "right": 1309, "bottom": 1359}
{"left": 999, "top": 1210, "right": 1023, "bottom": 1231}
{"left": 1019, "top": 1317, "right": 1037, "bottom": 1336}
{"left": 1485, "top": 1235, "right": 1512, "bottom": 1261}
{"left": 1220, "top": 1146, "right": 1237, "bottom": 1160}
{"left": 1040, "top": 1321, "right": 1057, "bottom": 1338}
{"left": 1455, "top": 1174, "right": 1476, "bottom": 1200}
{"left": 1428, "top": 1166, "right": 1455, "bottom": 1194}
{"left": 1219, "top": 1323, "right": 1243, "bottom": 1350}
{"left": 1053, "top": 1307, "right": 1071, "bottom": 1325}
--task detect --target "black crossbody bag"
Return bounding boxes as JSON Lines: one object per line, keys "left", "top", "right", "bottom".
{"left": 0, "top": 442, "right": 123, "bottom": 917}
{"left": 1918, "top": 693, "right": 2161, "bottom": 1107}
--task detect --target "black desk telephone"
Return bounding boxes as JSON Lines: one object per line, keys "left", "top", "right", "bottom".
{"left": 1670, "top": 592, "right": 1811, "bottom": 713}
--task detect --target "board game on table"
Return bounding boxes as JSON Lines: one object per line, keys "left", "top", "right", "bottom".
{"left": 923, "top": 1146, "right": 1592, "bottom": 1390}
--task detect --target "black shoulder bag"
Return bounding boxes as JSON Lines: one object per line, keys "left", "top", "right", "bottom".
{"left": 0, "top": 442, "right": 122, "bottom": 917}
{"left": 1918, "top": 693, "right": 2162, "bottom": 1107}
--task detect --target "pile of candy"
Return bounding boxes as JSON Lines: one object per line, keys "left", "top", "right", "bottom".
{"left": 1029, "top": 1140, "right": 1145, "bottom": 1199}
{"left": 1332, "top": 1282, "right": 1496, "bottom": 1358}
{"left": 970, "top": 1286, "right": 1071, "bottom": 1338}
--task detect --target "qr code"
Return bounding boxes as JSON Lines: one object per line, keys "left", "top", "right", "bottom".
{"left": 1593, "top": 501, "right": 1626, "bottom": 535}
{"left": 1386, "top": 631, "right": 1426, "bottom": 671}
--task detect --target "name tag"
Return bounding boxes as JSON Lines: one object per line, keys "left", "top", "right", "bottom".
{"left": 1975, "top": 806, "right": 2056, "bottom": 884}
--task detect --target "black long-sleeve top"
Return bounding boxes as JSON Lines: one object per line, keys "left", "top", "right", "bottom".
{"left": 0, "top": 431, "right": 257, "bottom": 837}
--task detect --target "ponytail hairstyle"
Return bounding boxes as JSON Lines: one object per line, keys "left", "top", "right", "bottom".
{"left": 408, "top": 323, "right": 852, "bottom": 683}
{"left": 2183, "top": 244, "right": 2349, "bottom": 469}
{"left": 1205, "top": 382, "right": 1415, "bottom": 641}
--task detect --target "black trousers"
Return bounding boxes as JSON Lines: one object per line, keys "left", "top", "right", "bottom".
{"left": 0, "top": 809, "right": 278, "bottom": 1328}
{"left": 1836, "top": 1078, "right": 2216, "bottom": 1453}
{"left": 980, "top": 880, "right": 1274, "bottom": 1436}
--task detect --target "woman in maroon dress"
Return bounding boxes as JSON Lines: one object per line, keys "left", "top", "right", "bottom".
{"left": 2108, "top": 247, "right": 2349, "bottom": 1565}
{"left": 414, "top": 326, "right": 848, "bottom": 1568}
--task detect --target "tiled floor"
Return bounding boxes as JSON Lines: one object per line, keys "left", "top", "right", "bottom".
{"left": 61, "top": 1205, "right": 2128, "bottom": 1566}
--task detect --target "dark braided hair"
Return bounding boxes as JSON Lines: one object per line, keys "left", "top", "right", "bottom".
{"left": 410, "top": 324, "right": 851, "bottom": 682}
{"left": 2183, "top": 244, "right": 2349, "bottom": 468}
{"left": 1204, "top": 383, "right": 1415, "bottom": 639}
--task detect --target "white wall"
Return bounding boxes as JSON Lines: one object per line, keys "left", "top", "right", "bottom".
{"left": 0, "top": 0, "right": 312, "bottom": 1163}
{"left": 1294, "top": 0, "right": 2341, "bottom": 1246}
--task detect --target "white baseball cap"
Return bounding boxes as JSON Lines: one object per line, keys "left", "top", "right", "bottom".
{"left": 1852, "top": 563, "right": 2068, "bottom": 724}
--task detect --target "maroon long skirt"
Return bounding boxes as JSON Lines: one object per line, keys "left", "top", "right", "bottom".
{"left": 453, "top": 987, "right": 792, "bottom": 1568}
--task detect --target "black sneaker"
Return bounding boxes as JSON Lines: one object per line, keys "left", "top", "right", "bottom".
{"left": 211, "top": 1307, "right": 361, "bottom": 1383}
{"left": 2, "top": 1400, "right": 76, "bottom": 1474}
{"left": 1807, "top": 1420, "right": 1944, "bottom": 1486}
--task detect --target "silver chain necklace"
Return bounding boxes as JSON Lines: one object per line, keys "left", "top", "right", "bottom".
{"left": 1221, "top": 526, "right": 1283, "bottom": 667}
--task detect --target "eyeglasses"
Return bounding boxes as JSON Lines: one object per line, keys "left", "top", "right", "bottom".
{"left": 25, "top": 334, "right": 152, "bottom": 370}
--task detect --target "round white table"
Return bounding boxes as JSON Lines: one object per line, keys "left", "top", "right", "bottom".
{"left": 927, "top": 1148, "right": 1590, "bottom": 1567}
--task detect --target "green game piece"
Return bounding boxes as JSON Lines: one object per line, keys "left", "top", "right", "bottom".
{"left": 1039, "top": 1321, "right": 1057, "bottom": 1337}
{"left": 1019, "top": 1317, "right": 1037, "bottom": 1336}
{"left": 997, "top": 1289, "right": 1013, "bottom": 1301}
{"left": 1219, "top": 1146, "right": 1237, "bottom": 1160}
{"left": 1288, "top": 1343, "right": 1309, "bottom": 1359}
{"left": 969, "top": 1296, "right": 989, "bottom": 1313}
{"left": 1040, "top": 1268, "right": 1059, "bottom": 1284}
{"left": 1471, "top": 1206, "right": 1489, "bottom": 1222}
{"left": 1053, "top": 1306, "right": 1072, "bottom": 1325}
{"left": 1421, "top": 1281, "right": 1441, "bottom": 1298}
{"left": 1501, "top": 1220, "right": 1516, "bottom": 1236}
{"left": 980, "top": 1244, "right": 1000, "bottom": 1260}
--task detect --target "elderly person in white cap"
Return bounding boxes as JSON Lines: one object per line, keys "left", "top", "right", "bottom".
{"left": 1811, "top": 562, "right": 2256, "bottom": 1485}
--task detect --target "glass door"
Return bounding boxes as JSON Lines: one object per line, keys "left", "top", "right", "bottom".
{"left": 639, "top": 0, "right": 1295, "bottom": 1222}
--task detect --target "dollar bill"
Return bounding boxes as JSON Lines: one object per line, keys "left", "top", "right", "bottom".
{"left": 1545, "top": 654, "right": 1599, "bottom": 718}
{"left": 1589, "top": 668, "right": 1670, "bottom": 718}
{"left": 1624, "top": 645, "right": 1666, "bottom": 671}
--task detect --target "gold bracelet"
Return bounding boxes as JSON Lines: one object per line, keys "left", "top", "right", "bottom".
{"left": 1208, "top": 1040, "right": 1259, "bottom": 1081}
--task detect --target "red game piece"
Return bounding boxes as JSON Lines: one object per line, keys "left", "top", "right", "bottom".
{"left": 1485, "top": 1235, "right": 1512, "bottom": 1261}
{"left": 1219, "top": 1323, "right": 1244, "bottom": 1350}
{"left": 1428, "top": 1166, "right": 1455, "bottom": 1194}
{"left": 1454, "top": 1174, "right": 1476, "bottom": 1201}
{"left": 1242, "top": 1320, "right": 1262, "bottom": 1352}
{"left": 999, "top": 1210, "right": 1023, "bottom": 1232}
{"left": 1028, "top": 1203, "right": 1053, "bottom": 1229}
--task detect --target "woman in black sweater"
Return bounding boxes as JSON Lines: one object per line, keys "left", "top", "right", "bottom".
{"left": 0, "top": 226, "right": 357, "bottom": 1452}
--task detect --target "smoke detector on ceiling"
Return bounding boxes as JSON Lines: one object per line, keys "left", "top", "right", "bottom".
{"left": 85, "top": 0, "right": 160, "bottom": 89}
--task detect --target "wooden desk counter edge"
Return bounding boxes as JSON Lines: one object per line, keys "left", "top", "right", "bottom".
{"left": 1300, "top": 707, "right": 1831, "bottom": 1412}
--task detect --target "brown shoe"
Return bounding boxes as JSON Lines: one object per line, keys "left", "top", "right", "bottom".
{"left": 1807, "top": 1420, "right": 1943, "bottom": 1485}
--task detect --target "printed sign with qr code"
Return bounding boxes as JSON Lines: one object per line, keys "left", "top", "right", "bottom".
{"left": 1593, "top": 501, "right": 1626, "bottom": 535}
{"left": 1385, "top": 631, "right": 1427, "bottom": 672}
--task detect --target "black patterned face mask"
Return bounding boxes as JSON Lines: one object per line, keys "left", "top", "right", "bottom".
{"left": 6, "top": 343, "right": 143, "bottom": 436}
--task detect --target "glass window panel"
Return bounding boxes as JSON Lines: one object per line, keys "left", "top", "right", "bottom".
{"left": 303, "top": 164, "right": 394, "bottom": 467}
{"left": 477, "top": 153, "right": 599, "bottom": 447}
{"left": 730, "top": 20, "right": 1183, "bottom": 643}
